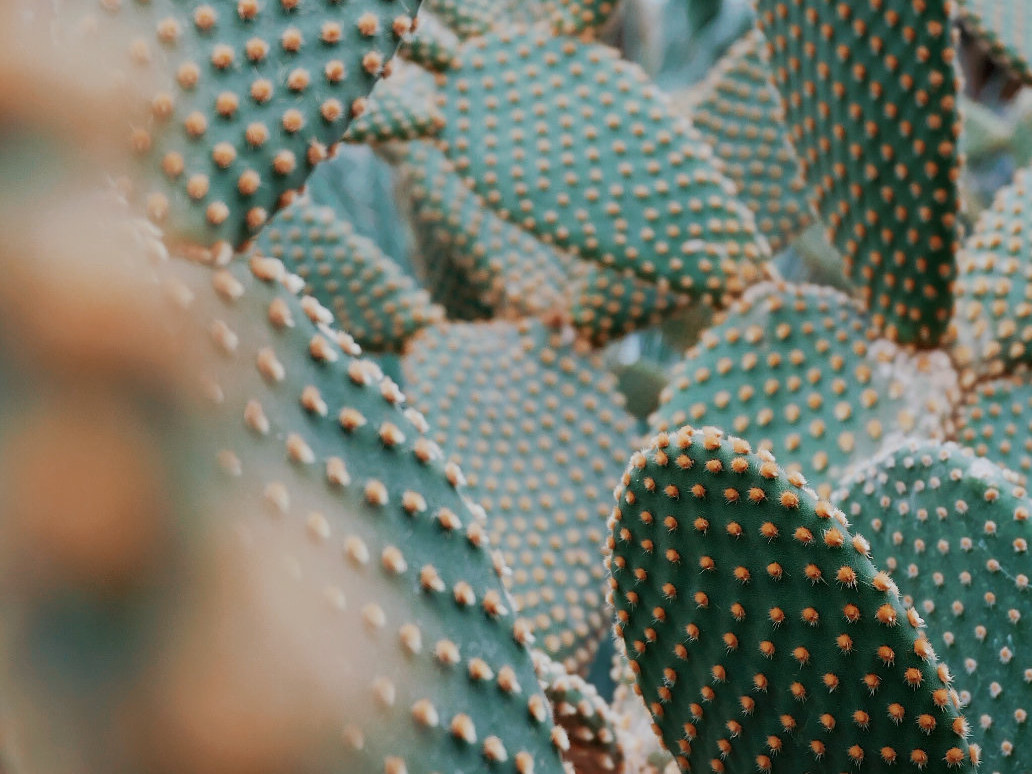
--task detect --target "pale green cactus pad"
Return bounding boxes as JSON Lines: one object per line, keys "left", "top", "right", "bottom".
{"left": 432, "top": 26, "right": 769, "bottom": 293}
{"left": 835, "top": 440, "right": 1032, "bottom": 774}
{"left": 403, "top": 319, "right": 638, "bottom": 674}
{"left": 755, "top": 0, "right": 962, "bottom": 346}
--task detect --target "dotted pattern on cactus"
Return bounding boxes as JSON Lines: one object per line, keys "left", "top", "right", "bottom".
{"left": 401, "top": 143, "right": 574, "bottom": 319}
{"left": 607, "top": 425, "right": 977, "bottom": 774}
{"left": 247, "top": 194, "right": 443, "bottom": 351}
{"left": 344, "top": 64, "right": 444, "bottom": 144}
{"left": 397, "top": 20, "right": 460, "bottom": 71}
{"left": 755, "top": 0, "right": 962, "bottom": 346}
{"left": 956, "top": 375, "right": 1032, "bottom": 485}
{"left": 431, "top": 26, "right": 770, "bottom": 292}
{"left": 533, "top": 651, "right": 625, "bottom": 774}
{"left": 953, "top": 164, "right": 1032, "bottom": 382}
{"left": 957, "top": 0, "right": 1032, "bottom": 85}
{"left": 68, "top": 0, "right": 418, "bottom": 247}
{"left": 422, "top": 0, "right": 495, "bottom": 38}
{"left": 652, "top": 281, "right": 958, "bottom": 497}
{"left": 403, "top": 319, "right": 638, "bottom": 673}
{"left": 834, "top": 440, "right": 1032, "bottom": 774}
{"left": 679, "top": 30, "right": 814, "bottom": 253}
{"left": 160, "top": 255, "right": 569, "bottom": 774}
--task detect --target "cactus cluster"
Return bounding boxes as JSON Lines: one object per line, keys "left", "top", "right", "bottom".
{"left": 10, "top": 1, "right": 1032, "bottom": 773}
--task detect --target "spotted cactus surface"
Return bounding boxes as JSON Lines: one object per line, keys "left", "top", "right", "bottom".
{"left": 607, "top": 426, "right": 978, "bottom": 774}
{"left": 835, "top": 440, "right": 1032, "bottom": 774}
{"left": 344, "top": 64, "right": 443, "bottom": 144}
{"left": 956, "top": 374, "right": 1032, "bottom": 485}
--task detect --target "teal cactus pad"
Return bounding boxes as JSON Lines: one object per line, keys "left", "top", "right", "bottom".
{"left": 533, "top": 651, "right": 625, "bottom": 774}
{"left": 248, "top": 194, "right": 443, "bottom": 351}
{"left": 543, "top": 0, "right": 621, "bottom": 37}
{"left": 956, "top": 375, "right": 1032, "bottom": 485}
{"left": 652, "top": 281, "right": 958, "bottom": 497}
{"left": 397, "top": 19, "right": 460, "bottom": 71}
{"left": 607, "top": 425, "right": 977, "bottom": 774}
{"left": 423, "top": 0, "right": 495, "bottom": 38}
{"left": 69, "top": 0, "right": 419, "bottom": 247}
{"left": 958, "top": 0, "right": 1032, "bottom": 85}
{"left": 570, "top": 264, "right": 697, "bottom": 346}
{"left": 679, "top": 30, "right": 814, "bottom": 253}
{"left": 953, "top": 164, "right": 1032, "bottom": 382}
{"left": 432, "top": 27, "right": 770, "bottom": 293}
{"left": 834, "top": 440, "right": 1032, "bottom": 774}
{"left": 403, "top": 319, "right": 638, "bottom": 673}
{"left": 344, "top": 64, "right": 444, "bottom": 143}
{"left": 401, "top": 143, "right": 573, "bottom": 318}
{"left": 754, "top": 0, "right": 962, "bottom": 346}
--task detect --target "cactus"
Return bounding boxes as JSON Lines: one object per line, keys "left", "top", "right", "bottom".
{"left": 607, "top": 425, "right": 977, "bottom": 773}
{"left": 652, "top": 281, "right": 958, "bottom": 496}
{"left": 755, "top": 0, "right": 962, "bottom": 346}
{"left": 403, "top": 319, "right": 637, "bottom": 673}
{"left": 834, "top": 440, "right": 1032, "bottom": 774}
{"left": 956, "top": 375, "right": 1032, "bottom": 484}
{"left": 675, "top": 30, "right": 814, "bottom": 253}
{"left": 246, "top": 193, "right": 443, "bottom": 351}
{"left": 344, "top": 65, "right": 444, "bottom": 144}
{"left": 957, "top": 0, "right": 1032, "bottom": 86}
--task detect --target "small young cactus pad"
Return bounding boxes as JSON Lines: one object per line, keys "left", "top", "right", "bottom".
{"left": 247, "top": 194, "right": 443, "bottom": 351}
{"left": 678, "top": 30, "right": 814, "bottom": 253}
{"left": 607, "top": 426, "right": 977, "bottom": 773}
{"left": 956, "top": 375, "right": 1032, "bottom": 485}
{"left": 755, "top": 0, "right": 962, "bottom": 346}
{"left": 403, "top": 319, "right": 638, "bottom": 674}
{"left": 957, "top": 0, "right": 1032, "bottom": 85}
{"left": 401, "top": 143, "right": 573, "bottom": 318}
{"left": 422, "top": 0, "right": 496, "bottom": 39}
{"left": 651, "top": 281, "right": 958, "bottom": 496}
{"left": 69, "top": 0, "right": 419, "bottom": 246}
{"left": 953, "top": 163, "right": 1032, "bottom": 381}
{"left": 834, "top": 440, "right": 1032, "bottom": 774}
{"left": 432, "top": 26, "right": 769, "bottom": 292}
{"left": 344, "top": 65, "right": 444, "bottom": 144}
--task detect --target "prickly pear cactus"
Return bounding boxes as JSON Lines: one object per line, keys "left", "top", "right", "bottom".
{"left": 344, "top": 65, "right": 444, "bottom": 144}
{"left": 835, "top": 440, "right": 1032, "bottom": 774}
{"left": 432, "top": 26, "right": 769, "bottom": 292}
{"left": 755, "top": 0, "right": 962, "bottom": 345}
{"left": 67, "top": 0, "right": 421, "bottom": 247}
{"left": 404, "top": 319, "right": 638, "bottom": 673}
{"left": 607, "top": 425, "right": 978, "bottom": 774}
{"left": 956, "top": 375, "right": 1032, "bottom": 484}
{"left": 652, "top": 281, "right": 958, "bottom": 495}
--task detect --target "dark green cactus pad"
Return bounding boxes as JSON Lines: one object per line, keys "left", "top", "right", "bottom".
{"left": 157, "top": 255, "right": 568, "bottom": 774}
{"left": 248, "top": 194, "right": 444, "bottom": 351}
{"left": 834, "top": 440, "right": 1032, "bottom": 774}
{"left": 953, "top": 164, "right": 1032, "bottom": 383}
{"left": 956, "top": 375, "right": 1032, "bottom": 485}
{"left": 958, "top": 0, "right": 1032, "bottom": 85}
{"left": 651, "top": 281, "right": 959, "bottom": 497}
{"left": 403, "top": 319, "right": 638, "bottom": 673}
{"left": 533, "top": 651, "right": 625, "bottom": 774}
{"left": 69, "top": 0, "right": 419, "bottom": 247}
{"left": 432, "top": 26, "right": 770, "bottom": 293}
{"left": 344, "top": 65, "right": 444, "bottom": 144}
{"left": 570, "top": 264, "right": 696, "bottom": 346}
{"left": 754, "top": 0, "right": 962, "bottom": 346}
{"left": 607, "top": 425, "right": 977, "bottom": 774}
{"left": 401, "top": 143, "right": 573, "bottom": 318}
{"left": 680, "top": 30, "right": 814, "bottom": 253}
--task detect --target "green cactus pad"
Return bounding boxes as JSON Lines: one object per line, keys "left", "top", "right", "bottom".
{"left": 401, "top": 143, "right": 573, "bottom": 318}
{"left": 69, "top": 0, "right": 419, "bottom": 247}
{"left": 570, "top": 265, "right": 696, "bottom": 346}
{"left": 834, "top": 440, "right": 1032, "bottom": 774}
{"left": 432, "top": 27, "right": 769, "bottom": 293}
{"left": 754, "top": 0, "right": 962, "bottom": 346}
{"left": 403, "top": 319, "right": 638, "bottom": 673}
{"left": 958, "top": 0, "right": 1032, "bottom": 85}
{"left": 956, "top": 375, "right": 1032, "bottom": 485}
{"left": 533, "top": 651, "right": 625, "bottom": 774}
{"left": 541, "top": 0, "right": 620, "bottom": 37}
{"left": 652, "top": 281, "right": 959, "bottom": 497}
{"left": 679, "top": 30, "right": 814, "bottom": 253}
{"left": 953, "top": 164, "right": 1032, "bottom": 382}
{"left": 397, "top": 20, "right": 460, "bottom": 71}
{"left": 248, "top": 194, "right": 443, "bottom": 351}
{"left": 423, "top": 0, "right": 496, "bottom": 38}
{"left": 607, "top": 425, "right": 977, "bottom": 774}
{"left": 344, "top": 65, "right": 444, "bottom": 144}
